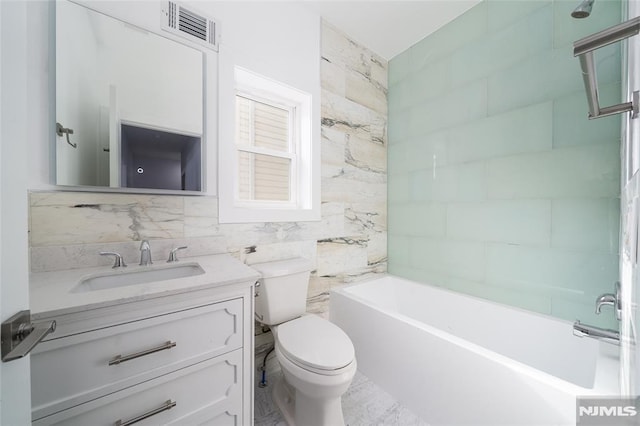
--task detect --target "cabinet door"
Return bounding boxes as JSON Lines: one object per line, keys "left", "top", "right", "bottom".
{"left": 32, "top": 298, "right": 242, "bottom": 420}
{"left": 33, "top": 349, "right": 243, "bottom": 426}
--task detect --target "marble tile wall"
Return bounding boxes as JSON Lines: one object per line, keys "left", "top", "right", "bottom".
{"left": 29, "top": 21, "right": 388, "bottom": 354}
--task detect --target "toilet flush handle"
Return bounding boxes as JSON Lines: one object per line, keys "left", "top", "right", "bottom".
{"left": 254, "top": 281, "right": 261, "bottom": 297}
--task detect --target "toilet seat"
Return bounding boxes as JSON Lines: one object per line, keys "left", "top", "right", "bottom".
{"left": 276, "top": 315, "right": 355, "bottom": 375}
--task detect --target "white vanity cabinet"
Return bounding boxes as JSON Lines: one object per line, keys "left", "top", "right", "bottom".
{"left": 29, "top": 259, "right": 257, "bottom": 426}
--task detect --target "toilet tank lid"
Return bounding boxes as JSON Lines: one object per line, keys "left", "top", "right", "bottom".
{"left": 250, "top": 258, "right": 313, "bottom": 279}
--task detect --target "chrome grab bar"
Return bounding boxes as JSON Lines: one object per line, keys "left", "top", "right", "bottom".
{"left": 108, "top": 341, "right": 176, "bottom": 366}
{"left": 573, "top": 16, "right": 640, "bottom": 120}
{"left": 115, "top": 399, "right": 176, "bottom": 426}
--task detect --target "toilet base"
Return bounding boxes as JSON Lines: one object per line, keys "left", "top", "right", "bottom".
{"left": 272, "top": 375, "right": 346, "bottom": 426}
{"left": 272, "top": 377, "right": 296, "bottom": 426}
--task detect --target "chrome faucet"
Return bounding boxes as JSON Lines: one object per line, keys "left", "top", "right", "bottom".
{"left": 100, "top": 251, "right": 127, "bottom": 268}
{"left": 139, "top": 240, "right": 152, "bottom": 266}
{"left": 595, "top": 282, "right": 621, "bottom": 320}
{"left": 167, "top": 246, "right": 188, "bottom": 263}
{"left": 596, "top": 294, "right": 617, "bottom": 313}
{"left": 573, "top": 282, "right": 623, "bottom": 345}
{"left": 573, "top": 320, "right": 620, "bottom": 345}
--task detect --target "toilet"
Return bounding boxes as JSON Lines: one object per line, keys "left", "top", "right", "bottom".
{"left": 252, "top": 258, "right": 357, "bottom": 426}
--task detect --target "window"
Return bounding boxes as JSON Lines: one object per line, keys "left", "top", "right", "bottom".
{"left": 235, "top": 95, "right": 295, "bottom": 204}
{"left": 218, "top": 67, "right": 319, "bottom": 223}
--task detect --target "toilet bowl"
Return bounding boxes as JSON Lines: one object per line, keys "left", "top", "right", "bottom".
{"left": 272, "top": 315, "right": 357, "bottom": 426}
{"left": 251, "top": 259, "right": 357, "bottom": 426}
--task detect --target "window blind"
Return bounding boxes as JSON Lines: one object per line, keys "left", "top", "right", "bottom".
{"left": 236, "top": 95, "right": 291, "bottom": 201}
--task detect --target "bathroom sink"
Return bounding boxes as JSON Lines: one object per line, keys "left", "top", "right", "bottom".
{"left": 72, "top": 263, "right": 205, "bottom": 293}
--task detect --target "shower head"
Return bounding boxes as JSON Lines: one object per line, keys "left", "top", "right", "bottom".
{"left": 571, "top": 0, "right": 595, "bottom": 19}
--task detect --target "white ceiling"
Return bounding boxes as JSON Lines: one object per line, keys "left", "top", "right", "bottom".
{"left": 304, "top": 0, "right": 482, "bottom": 60}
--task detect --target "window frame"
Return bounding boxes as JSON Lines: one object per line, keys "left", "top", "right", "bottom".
{"left": 218, "top": 66, "right": 320, "bottom": 224}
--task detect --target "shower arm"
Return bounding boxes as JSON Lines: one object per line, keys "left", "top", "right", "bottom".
{"left": 573, "top": 16, "right": 640, "bottom": 120}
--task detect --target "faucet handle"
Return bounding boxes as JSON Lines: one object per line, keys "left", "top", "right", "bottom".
{"left": 595, "top": 281, "right": 622, "bottom": 321}
{"left": 100, "top": 252, "right": 127, "bottom": 268}
{"left": 167, "top": 246, "right": 188, "bottom": 263}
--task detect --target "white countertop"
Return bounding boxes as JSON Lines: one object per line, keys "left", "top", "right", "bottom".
{"left": 30, "top": 253, "right": 261, "bottom": 319}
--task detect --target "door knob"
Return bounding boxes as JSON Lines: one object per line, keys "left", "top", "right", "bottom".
{"left": 1, "top": 310, "right": 56, "bottom": 362}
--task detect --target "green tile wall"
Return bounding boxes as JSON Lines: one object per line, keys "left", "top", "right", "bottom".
{"left": 388, "top": 0, "right": 623, "bottom": 328}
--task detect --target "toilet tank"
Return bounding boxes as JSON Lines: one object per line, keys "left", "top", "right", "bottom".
{"left": 251, "top": 258, "right": 312, "bottom": 326}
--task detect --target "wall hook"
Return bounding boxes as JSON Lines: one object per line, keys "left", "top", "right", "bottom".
{"left": 56, "top": 122, "right": 77, "bottom": 148}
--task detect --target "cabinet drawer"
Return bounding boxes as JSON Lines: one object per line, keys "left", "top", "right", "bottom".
{"left": 32, "top": 298, "right": 243, "bottom": 420}
{"left": 33, "top": 348, "right": 243, "bottom": 426}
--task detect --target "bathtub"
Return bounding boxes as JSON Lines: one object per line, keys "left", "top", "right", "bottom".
{"left": 330, "top": 275, "right": 619, "bottom": 426}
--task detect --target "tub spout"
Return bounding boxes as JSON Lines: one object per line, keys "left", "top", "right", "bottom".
{"left": 573, "top": 320, "right": 619, "bottom": 345}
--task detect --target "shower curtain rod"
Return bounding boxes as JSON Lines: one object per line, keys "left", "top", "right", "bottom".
{"left": 573, "top": 16, "right": 640, "bottom": 120}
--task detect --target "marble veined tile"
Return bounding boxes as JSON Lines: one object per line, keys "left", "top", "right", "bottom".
{"left": 343, "top": 372, "right": 428, "bottom": 426}
{"left": 322, "top": 22, "right": 364, "bottom": 73}
{"left": 30, "top": 236, "right": 228, "bottom": 272}
{"left": 346, "top": 69, "right": 388, "bottom": 116}
{"left": 322, "top": 21, "right": 373, "bottom": 82}
{"left": 366, "top": 232, "right": 388, "bottom": 267}
{"left": 322, "top": 89, "right": 387, "bottom": 146}
{"left": 339, "top": 162, "right": 388, "bottom": 186}
{"left": 370, "top": 51, "right": 388, "bottom": 91}
{"left": 306, "top": 289, "right": 331, "bottom": 316}
{"left": 218, "top": 222, "right": 287, "bottom": 251}
{"left": 243, "top": 240, "right": 317, "bottom": 267}
{"left": 183, "top": 196, "right": 219, "bottom": 237}
{"left": 322, "top": 20, "right": 388, "bottom": 108}
{"left": 345, "top": 202, "right": 387, "bottom": 235}
{"left": 317, "top": 237, "right": 369, "bottom": 277}
{"left": 321, "top": 56, "right": 346, "bottom": 97}
{"left": 254, "top": 361, "right": 426, "bottom": 426}
{"left": 346, "top": 133, "right": 387, "bottom": 174}
{"left": 293, "top": 203, "right": 346, "bottom": 241}
{"left": 322, "top": 126, "right": 347, "bottom": 179}
{"left": 30, "top": 192, "right": 184, "bottom": 246}
{"left": 322, "top": 176, "right": 386, "bottom": 204}
{"left": 308, "top": 271, "right": 330, "bottom": 295}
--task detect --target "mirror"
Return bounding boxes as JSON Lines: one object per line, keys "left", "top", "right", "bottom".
{"left": 55, "top": 1, "right": 204, "bottom": 191}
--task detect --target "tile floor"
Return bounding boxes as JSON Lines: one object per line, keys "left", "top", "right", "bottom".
{"left": 254, "top": 354, "right": 427, "bottom": 426}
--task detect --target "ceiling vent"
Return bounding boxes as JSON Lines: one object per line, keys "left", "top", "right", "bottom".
{"left": 161, "top": 1, "right": 219, "bottom": 51}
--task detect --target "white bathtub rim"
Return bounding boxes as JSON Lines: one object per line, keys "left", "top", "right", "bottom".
{"left": 336, "top": 274, "right": 585, "bottom": 326}
{"left": 330, "top": 274, "right": 619, "bottom": 396}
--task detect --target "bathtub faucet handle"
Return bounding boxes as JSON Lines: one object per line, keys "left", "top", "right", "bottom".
{"left": 595, "top": 281, "right": 621, "bottom": 321}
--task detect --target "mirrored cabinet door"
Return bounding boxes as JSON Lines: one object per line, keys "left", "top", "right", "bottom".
{"left": 55, "top": 0, "right": 204, "bottom": 191}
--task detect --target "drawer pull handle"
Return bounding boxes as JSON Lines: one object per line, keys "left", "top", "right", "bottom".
{"left": 108, "top": 341, "right": 176, "bottom": 366}
{"left": 114, "top": 399, "right": 176, "bottom": 426}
